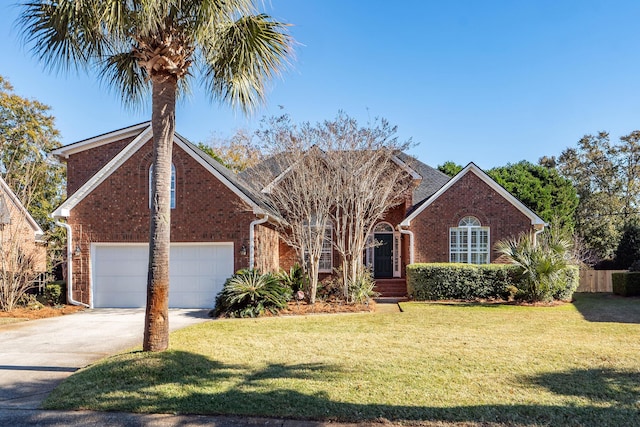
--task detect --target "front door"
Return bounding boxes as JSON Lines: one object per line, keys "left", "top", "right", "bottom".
{"left": 374, "top": 233, "right": 393, "bottom": 278}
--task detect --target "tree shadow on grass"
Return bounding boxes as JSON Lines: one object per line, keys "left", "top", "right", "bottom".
{"left": 43, "top": 351, "right": 640, "bottom": 426}
{"left": 523, "top": 367, "right": 640, "bottom": 407}
{"left": 572, "top": 292, "right": 640, "bottom": 323}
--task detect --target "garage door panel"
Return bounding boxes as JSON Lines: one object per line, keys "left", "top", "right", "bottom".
{"left": 93, "top": 244, "right": 233, "bottom": 308}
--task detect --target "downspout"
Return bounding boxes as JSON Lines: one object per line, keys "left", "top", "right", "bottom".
{"left": 397, "top": 225, "right": 414, "bottom": 265}
{"left": 532, "top": 224, "right": 545, "bottom": 246}
{"left": 249, "top": 214, "right": 269, "bottom": 270}
{"left": 54, "top": 218, "right": 90, "bottom": 308}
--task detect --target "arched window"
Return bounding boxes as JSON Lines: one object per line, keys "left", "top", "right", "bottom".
{"left": 149, "top": 164, "right": 176, "bottom": 209}
{"left": 450, "top": 216, "right": 489, "bottom": 264}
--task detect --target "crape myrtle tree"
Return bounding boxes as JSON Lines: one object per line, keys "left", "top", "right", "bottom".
{"left": 248, "top": 114, "right": 334, "bottom": 304}
{"left": 253, "top": 112, "right": 414, "bottom": 301}
{"left": 19, "top": 0, "right": 292, "bottom": 351}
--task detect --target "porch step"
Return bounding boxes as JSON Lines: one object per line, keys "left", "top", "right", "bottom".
{"left": 374, "top": 279, "right": 407, "bottom": 298}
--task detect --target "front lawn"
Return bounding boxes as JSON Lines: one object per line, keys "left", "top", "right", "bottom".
{"left": 45, "top": 293, "right": 640, "bottom": 426}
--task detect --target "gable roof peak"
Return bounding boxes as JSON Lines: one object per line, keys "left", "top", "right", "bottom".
{"left": 52, "top": 122, "right": 152, "bottom": 159}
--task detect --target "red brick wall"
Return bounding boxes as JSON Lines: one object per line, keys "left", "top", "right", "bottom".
{"left": 67, "top": 137, "right": 134, "bottom": 195}
{"left": 254, "top": 223, "right": 279, "bottom": 273}
{"left": 410, "top": 171, "right": 533, "bottom": 263}
{"left": 66, "top": 140, "right": 256, "bottom": 304}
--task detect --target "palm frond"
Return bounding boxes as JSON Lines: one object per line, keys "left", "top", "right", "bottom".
{"left": 202, "top": 13, "right": 293, "bottom": 114}
{"left": 99, "top": 51, "right": 150, "bottom": 108}
{"left": 18, "top": 0, "right": 108, "bottom": 72}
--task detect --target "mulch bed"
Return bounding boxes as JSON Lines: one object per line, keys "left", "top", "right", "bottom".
{"left": 0, "top": 305, "right": 85, "bottom": 320}
{"left": 278, "top": 299, "right": 376, "bottom": 315}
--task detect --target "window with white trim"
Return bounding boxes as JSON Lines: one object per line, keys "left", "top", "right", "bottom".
{"left": 149, "top": 164, "right": 176, "bottom": 209}
{"left": 318, "top": 226, "right": 333, "bottom": 273}
{"left": 450, "top": 216, "right": 489, "bottom": 264}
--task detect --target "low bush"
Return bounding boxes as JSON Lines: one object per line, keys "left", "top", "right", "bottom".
{"left": 213, "top": 270, "right": 291, "bottom": 318}
{"left": 552, "top": 265, "right": 580, "bottom": 301}
{"left": 612, "top": 272, "right": 640, "bottom": 297}
{"left": 347, "top": 270, "right": 379, "bottom": 304}
{"left": 406, "top": 263, "right": 521, "bottom": 300}
{"left": 407, "top": 263, "right": 579, "bottom": 302}
{"left": 38, "top": 282, "right": 66, "bottom": 306}
{"left": 275, "top": 263, "right": 307, "bottom": 293}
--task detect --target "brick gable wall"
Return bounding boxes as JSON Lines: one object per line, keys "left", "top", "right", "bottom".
{"left": 410, "top": 171, "right": 533, "bottom": 263}
{"left": 67, "top": 137, "right": 134, "bottom": 195}
{"left": 66, "top": 140, "right": 255, "bottom": 305}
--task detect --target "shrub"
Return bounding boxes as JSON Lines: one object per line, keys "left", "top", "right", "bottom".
{"left": 612, "top": 272, "right": 640, "bottom": 297}
{"left": 551, "top": 265, "right": 580, "bottom": 301}
{"left": 406, "top": 263, "right": 521, "bottom": 300}
{"left": 495, "top": 228, "right": 577, "bottom": 302}
{"left": 347, "top": 270, "right": 379, "bottom": 304}
{"left": 614, "top": 223, "right": 640, "bottom": 269}
{"left": 38, "top": 282, "right": 66, "bottom": 306}
{"left": 275, "top": 263, "right": 307, "bottom": 293}
{"left": 629, "top": 260, "right": 640, "bottom": 272}
{"left": 213, "top": 270, "right": 291, "bottom": 318}
{"left": 17, "top": 293, "right": 44, "bottom": 310}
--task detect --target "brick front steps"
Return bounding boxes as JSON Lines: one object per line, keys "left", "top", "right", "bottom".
{"left": 374, "top": 278, "right": 407, "bottom": 298}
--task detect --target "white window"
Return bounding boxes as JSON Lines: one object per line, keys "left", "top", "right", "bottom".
{"left": 318, "top": 226, "right": 333, "bottom": 273}
{"left": 304, "top": 226, "right": 332, "bottom": 273}
{"left": 450, "top": 216, "right": 489, "bottom": 264}
{"left": 149, "top": 164, "right": 176, "bottom": 209}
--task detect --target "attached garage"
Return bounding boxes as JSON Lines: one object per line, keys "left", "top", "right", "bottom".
{"left": 91, "top": 243, "right": 234, "bottom": 308}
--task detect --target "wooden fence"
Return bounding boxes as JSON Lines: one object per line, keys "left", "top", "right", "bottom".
{"left": 577, "top": 269, "right": 625, "bottom": 292}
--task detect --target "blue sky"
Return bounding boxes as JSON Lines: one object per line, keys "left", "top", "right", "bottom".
{"left": 1, "top": 1, "right": 640, "bottom": 169}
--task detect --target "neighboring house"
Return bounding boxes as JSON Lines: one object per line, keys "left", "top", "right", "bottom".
{"left": 52, "top": 123, "right": 545, "bottom": 308}
{"left": 0, "top": 175, "right": 47, "bottom": 277}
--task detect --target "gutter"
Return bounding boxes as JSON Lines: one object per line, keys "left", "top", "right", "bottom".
{"left": 397, "top": 225, "right": 415, "bottom": 265}
{"left": 249, "top": 214, "right": 269, "bottom": 270}
{"left": 53, "top": 218, "right": 90, "bottom": 308}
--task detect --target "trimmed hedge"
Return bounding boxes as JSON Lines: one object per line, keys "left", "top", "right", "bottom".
{"left": 407, "top": 263, "right": 520, "bottom": 300}
{"left": 612, "top": 272, "right": 640, "bottom": 297}
{"left": 407, "top": 263, "right": 579, "bottom": 301}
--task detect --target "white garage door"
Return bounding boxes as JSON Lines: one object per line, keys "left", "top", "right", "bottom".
{"left": 92, "top": 243, "right": 234, "bottom": 308}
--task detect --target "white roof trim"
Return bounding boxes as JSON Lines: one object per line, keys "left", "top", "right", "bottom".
{"left": 52, "top": 122, "right": 151, "bottom": 159}
{"left": 52, "top": 126, "right": 262, "bottom": 218}
{"left": 52, "top": 125, "right": 153, "bottom": 218}
{"left": 0, "top": 175, "right": 45, "bottom": 240}
{"left": 391, "top": 155, "right": 422, "bottom": 180}
{"left": 401, "top": 162, "right": 546, "bottom": 227}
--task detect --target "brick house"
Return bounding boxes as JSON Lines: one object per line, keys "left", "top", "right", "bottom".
{"left": 0, "top": 175, "right": 46, "bottom": 276}
{"left": 52, "top": 123, "right": 545, "bottom": 308}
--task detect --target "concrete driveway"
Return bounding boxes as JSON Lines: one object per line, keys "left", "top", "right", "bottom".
{"left": 0, "top": 308, "right": 210, "bottom": 410}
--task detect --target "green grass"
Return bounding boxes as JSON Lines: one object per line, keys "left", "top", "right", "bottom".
{"left": 45, "top": 293, "right": 640, "bottom": 426}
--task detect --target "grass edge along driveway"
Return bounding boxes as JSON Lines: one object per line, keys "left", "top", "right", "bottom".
{"left": 44, "top": 294, "right": 640, "bottom": 426}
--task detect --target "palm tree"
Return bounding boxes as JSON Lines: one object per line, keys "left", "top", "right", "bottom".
{"left": 18, "top": 0, "right": 292, "bottom": 351}
{"left": 495, "top": 228, "right": 574, "bottom": 302}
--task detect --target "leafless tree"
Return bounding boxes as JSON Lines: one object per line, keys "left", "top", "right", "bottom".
{"left": 0, "top": 160, "right": 46, "bottom": 311}
{"left": 320, "top": 114, "right": 414, "bottom": 295}
{"left": 250, "top": 116, "right": 333, "bottom": 303}
{"left": 252, "top": 112, "right": 415, "bottom": 300}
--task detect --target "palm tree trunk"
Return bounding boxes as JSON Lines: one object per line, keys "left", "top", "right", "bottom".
{"left": 143, "top": 73, "right": 177, "bottom": 352}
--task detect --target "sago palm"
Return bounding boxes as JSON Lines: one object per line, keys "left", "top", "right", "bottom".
{"left": 18, "top": 0, "right": 292, "bottom": 351}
